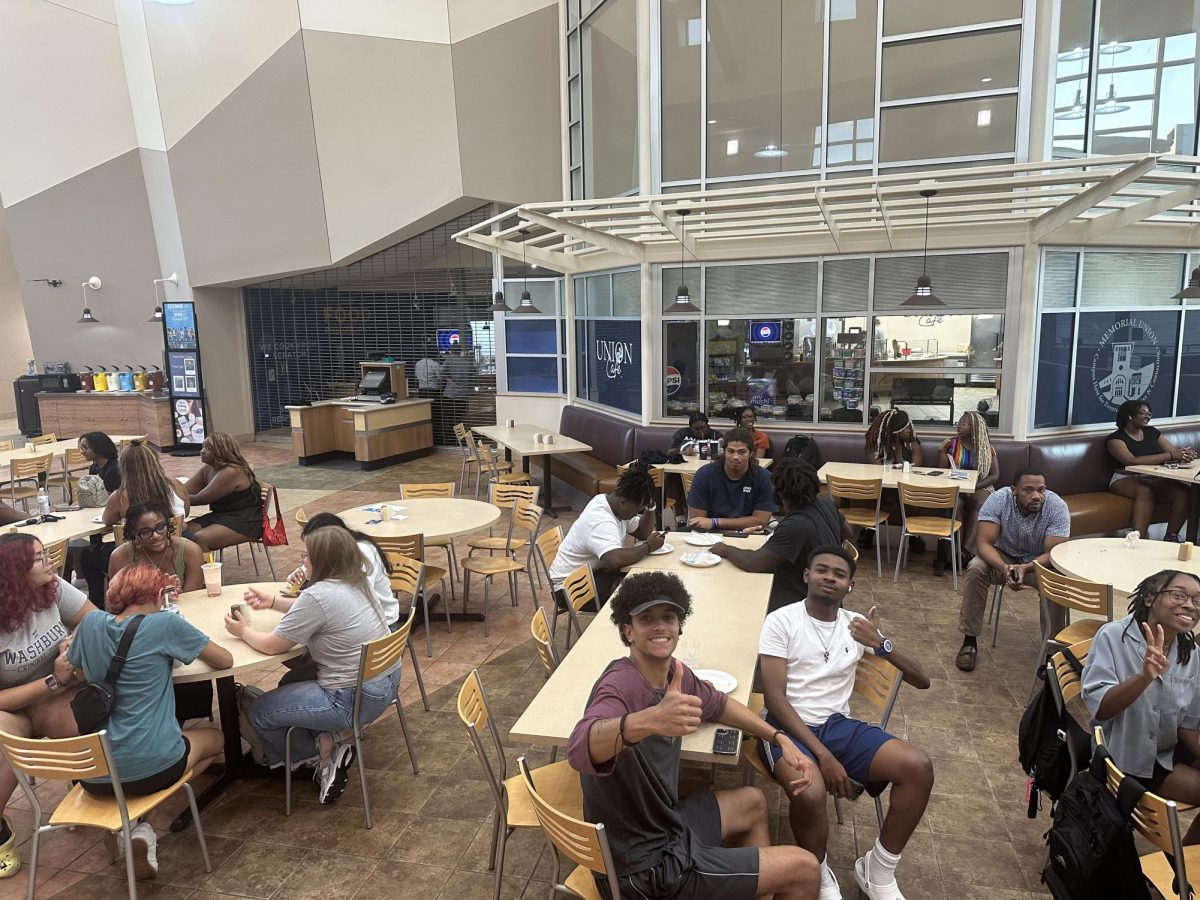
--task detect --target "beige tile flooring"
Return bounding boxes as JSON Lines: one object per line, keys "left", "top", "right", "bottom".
{"left": 0, "top": 439, "right": 1068, "bottom": 898}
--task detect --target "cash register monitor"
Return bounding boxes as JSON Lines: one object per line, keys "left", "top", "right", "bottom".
{"left": 359, "top": 369, "right": 389, "bottom": 396}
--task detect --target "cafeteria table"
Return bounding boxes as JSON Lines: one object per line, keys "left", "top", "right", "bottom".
{"left": 1125, "top": 462, "right": 1200, "bottom": 542}
{"left": 169, "top": 580, "right": 304, "bottom": 830}
{"left": 474, "top": 424, "right": 592, "bottom": 516}
{"left": 623, "top": 531, "right": 770, "bottom": 573}
{"left": 818, "top": 461, "right": 979, "bottom": 494}
{"left": 1051, "top": 536, "right": 1200, "bottom": 603}
{"left": 510, "top": 567, "right": 772, "bottom": 764}
{"left": 4, "top": 507, "right": 111, "bottom": 543}
{"left": 0, "top": 435, "right": 142, "bottom": 475}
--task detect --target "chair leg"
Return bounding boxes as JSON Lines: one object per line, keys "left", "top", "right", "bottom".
{"left": 121, "top": 822, "right": 138, "bottom": 900}
{"left": 27, "top": 826, "right": 42, "bottom": 900}
{"left": 873, "top": 796, "right": 885, "bottom": 830}
{"left": 247, "top": 543, "right": 260, "bottom": 576}
{"left": 892, "top": 530, "right": 907, "bottom": 583}
{"left": 526, "top": 562, "right": 538, "bottom": 613}
{"left": 423, "top": 587, "right": 434, "bottom": 658}
{"left": 407, "top": 637, "right": 431, "bottom": 711}
{"left": 483, "top": 577, "right": 490, "bottom": 638}
{"left": 991, "top": 585, "right": 1004, "bottom": 648}
{"left": 834, "top": 796, "right": 844, "bottom": 825}
{"left": 356, "top": 732, "right": 374, "bottom": 829}
{"left": 261, "top": 543, "right": 277, "bottom": 580}
{"left": 184, "top": 783, "right": 213, "bottom": 872}
{"left": 873, "top": 527, "right": 883, "bottom": 578}
{"left": 949, "top": 534, "right": 959, "bottom": 592}
{"left": 284, "top": 725, "right": 296, "bottom": 816}
{"left": 395, "top": 699, "right": 419, "bottom": 775}
{"left": 491, "top": 822, "right": 509, "bottom": 900}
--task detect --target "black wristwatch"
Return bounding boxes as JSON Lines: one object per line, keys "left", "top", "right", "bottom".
{"left": 874, "top": 638, "right": 894, "bottom": 658}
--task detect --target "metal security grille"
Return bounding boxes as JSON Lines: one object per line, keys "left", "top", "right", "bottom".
{"left": 243, "top": 207, "right": 498, "bottom": 443}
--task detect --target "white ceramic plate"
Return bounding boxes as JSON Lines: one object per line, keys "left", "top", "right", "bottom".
{"left": 681, "top": 551, "right": 721, "bottom": 568}
{"left": 650, "top": 542, "right": 674, "bottom": 555}
{"left": 685, "top": 532, "right": 720, "bottom": 547}
{"left": 691, "top": 668, "right": 737, "bottom": 692}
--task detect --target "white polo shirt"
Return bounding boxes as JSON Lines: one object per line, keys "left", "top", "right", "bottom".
{"left": 548, "top": 494, "right": 641, "bottom": 588}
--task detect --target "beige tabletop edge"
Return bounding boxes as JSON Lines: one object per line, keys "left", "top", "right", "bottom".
{"left": 818, "top": 461, "right": 979, "bottom": 495}
{"left": 337, "top": 497, "right": 501, "bottom": 541}
{"left": 1051, "top": 537, "right": 1200, "bottom": 602}
{"left": 475, "top": 424, "right": 592, "bottom": 457}
{"left": 1124, "top": 463, "right": 1200, "bottom": 486}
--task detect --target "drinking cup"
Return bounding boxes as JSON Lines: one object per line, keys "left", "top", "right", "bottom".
{"left": 202, "top": 562, "right": 223, "bottom": 597}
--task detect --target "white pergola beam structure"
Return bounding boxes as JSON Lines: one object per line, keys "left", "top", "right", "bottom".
{"left": 1028, "top": 154, "right": 1158, "bottom": 242}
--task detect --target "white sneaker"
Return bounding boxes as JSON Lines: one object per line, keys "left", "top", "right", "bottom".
{"left": 129, "top": 822, "right": 158, "bottom": 881}
{"left": 316, "top": 743, "right": 356, "bottom": 804}
{"left": 818, "top": 867, "right": 843, "bottom": 900}
{"left": 854, "top": 855, "right": 904, "bottom": 900}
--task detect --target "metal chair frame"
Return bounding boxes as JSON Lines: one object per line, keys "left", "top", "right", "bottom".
{"left": 827, "top": 474, "right": 891, "bottom": 577}
{"left": 893, "top": 481, "right": 961, "bottom": 590}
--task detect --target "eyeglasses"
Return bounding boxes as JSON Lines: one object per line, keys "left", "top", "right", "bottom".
{"left": 135, "top": 522, "right": 171, "bottom": 540}
{"left": 33, "top": 551, "right": 52, "bottom": 565}
{"left": 1158, "top": 589, "right": 1200, "bottom": 609}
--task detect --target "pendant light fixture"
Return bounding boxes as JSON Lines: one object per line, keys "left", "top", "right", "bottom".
{"left": 490, "top": 290, "right": 509, "bottom": 312}
{"left": 77, "top": 276, "right": 102, "bottom": 324}
{"left": 149, "top": 272, "right": 177, "bottom": 322}
{"left": 754, "top": 0, "right": 788, "bottom": 160}
{"left": 1174, "top": 265, "right": 1200, "bottom": 300}
{"left": 1055, "top": 56, "right": 1089, "bottom": 120}
{"left": 669, "top": 209, "right": 702, "bottom": 314}
{"left": 512, "top": 229, "right": 542, "bottom": 314}
{"left": 1095, "top": 78, "right": 1130, "bottom": 115}
{"left": 902, "top": 190, "right": 944, "bottom": 307}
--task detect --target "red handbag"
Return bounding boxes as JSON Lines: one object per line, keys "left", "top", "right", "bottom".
{"left": 261, "top": 484, "right": 288, "bottom": 547}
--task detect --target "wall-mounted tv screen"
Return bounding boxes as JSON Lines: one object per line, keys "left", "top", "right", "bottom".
{"left": 749, "top": 320, "right": 782, "bottom": 344}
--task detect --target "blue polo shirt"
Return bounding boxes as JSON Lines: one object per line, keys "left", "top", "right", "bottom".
{"left": 687, "top": 461, "right": 777, "bottom": 519}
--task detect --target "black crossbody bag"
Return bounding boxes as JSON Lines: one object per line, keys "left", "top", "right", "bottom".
{"left": 71, "top": 615, "right": 145, "bottom": 734}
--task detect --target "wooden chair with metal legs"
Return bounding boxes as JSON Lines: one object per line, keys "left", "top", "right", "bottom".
{"left": 45, "top": 448, "right": 89, "bottom": 502}
{"left": 555, "top": 563, "right": 598, "bottom": 649}
{"left": 827, "top": 475, "right": 891, "bottom": 577}
{"left": 0, "top": 729, "right": 212, "bottom": 900}
{"left": 378, "top": 536, "right": 451, "bottom": 656}
{"left": 455, "top": 423, "right": 510, "bottom": 496}
{"left": 468, "top": 483, "right": 540, "bottom": 560}
{"left": 284, "top": 606, "right": 421, "bottom": 828}
{"left": 399, "top": 482, "right": 461, "bottom": 600}
{"left": 893, "top": 482, "right": 961, "bottom": 589}
{"left": 117, "top": 435, "right": 148, "bottom": 449}
{"left": 1046, "top": 638, "right": 1092, "bottom": 783}
{"left": 29, "top": 434, "right": 57, "bottom": 446}
{"left": 0, "top": 439, "right": 12, "bottom": 451}
{"left": 742, "top": 653, "right": 903, "bottom": 829}
{"left": 534, "top": 526, "right": 564, "bottom": 609}
{"left": 1029, "top": 562, "right": 1112, "bottom": 697}
{"left": 4, "top": 453, "right": 52, "bottom": 510}
{"left": 842, "top": 539, "right": 860, "bottom": 563}
{"left": 380, "top": 554, "right": 432, "bottom": 711}
{"left": 457, "top": 670, "right": 583, "bottom": 900}
{"left": 216, "top": 482, "right": 279, "bottom": 580}
{"left": 42, "top": 538, "right": 68, "bottom": 575}
{"left": 518, "top": 756, "right": 620, "bottom": 900}
{"left": 462, "top": 499, "right": 543, "bottom": 636}
{"left": 531, "top": 607, "right": 559, "bottom": 676}
{"left": 477, "top": 443, "right": 532, "bottom": 497}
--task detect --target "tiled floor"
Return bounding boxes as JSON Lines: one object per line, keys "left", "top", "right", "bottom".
{"left": 0, "top": 435, "right": 1076, "bottom": 898}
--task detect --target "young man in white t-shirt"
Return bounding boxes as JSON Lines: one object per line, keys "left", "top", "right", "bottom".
{"left": 548, "top": 465, "right": 665, "bottom": 604}
{"left": 758, "top": 545, "right": 932, "bottom": 900}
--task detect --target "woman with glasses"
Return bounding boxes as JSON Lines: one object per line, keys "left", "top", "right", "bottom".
{"left": 1083, "top": 569, "right": 1200, "bottom": 840}
{"left": 0, "top": 534, "right": 99, "bottom": 878}
{"left": 109, "top": 501, "right": 204, "bottom": 594}
{"left": 224, "top": 526, "right": 397, "bottom": 805}
{"left": 1106, "top": 400, "right": 1193, "bottom": 541}
{"left": 735, "top": 406, "right": 771, "bottom": 454}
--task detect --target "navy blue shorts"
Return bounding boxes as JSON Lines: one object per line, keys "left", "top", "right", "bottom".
{"left": 758, "top": 712, "right": 895, "bottom": 798}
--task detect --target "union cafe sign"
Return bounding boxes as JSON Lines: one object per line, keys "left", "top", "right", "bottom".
{"left": 596, "top": 337, "right": 635, "bottom": 379}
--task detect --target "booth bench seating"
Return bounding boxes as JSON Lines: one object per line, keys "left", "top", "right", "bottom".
{"left": 547, "top": 405, "right": 1200, "bottom": 537}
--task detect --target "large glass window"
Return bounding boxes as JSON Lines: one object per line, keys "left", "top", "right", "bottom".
{"left": 577, "top": 271, "right": 642, "bottom": 415}
{"left": 1035, "top": 314, "right": 1075, "bottom": 428}
{"left": 880, "top": 95, "right": 1018, "bottom": 162}
{"left": 883, "top": 0, "right": 1022, "bottom": 36}
{"left": 582, "top": 0, "right": 638, "bottom": 197}
{"left": 872, "top": 315, "right": 1005, "bottom": 368}
{"left": 664, "top": 320, "right": 701, "bottom": 417}
{"left": 661, "top": 0, "right": 701, "bottom": 182}
{"left": 821, "top": 317, "right": 868, "bottom": 424}
{"left": 881, "top": 29, "right": 1021, "bottom": 101}
{"left": 1071, "top": 311, "right": 1180, "bottom": 425}
{"left": 826, "top": 0, "right": 878, "bottom": 169}
{"left": 500, "top": 278, "right": 563, "bottom": 395}
{"left": 704, "top": 319, "right": 817, "bottom": 423}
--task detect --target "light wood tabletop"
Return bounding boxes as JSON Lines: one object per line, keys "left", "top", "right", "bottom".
{"left": 171, "top": 581, "right": 305, "bottom": 684}
{"left": 510, "top": 568, "right": 772, "bottom": 763}
{"left": 818, "top": 461, "right": 979, "bottom": 495}
{"left": 1051, "top": 537, "right": 1200, "bottom": 602}
{"left": 625, "top": 532, "right": 770, "bottom": 573}
{"left": 336, "top": 497, "right": 500, "bottom": 541}
{"left": 475, "top": 424, "right": 592, "bottom": 457}
{"left": 1125, "top": 463, "right": 1200, "bottom": 486}
{"left": 0, "top": 436, "right": 142, "bottom": 471}
{"left": 4, "top": 508, "right": 112, "bottom": 544}
{"left": 659, "top": 457, "right": 773, "bottom": 475}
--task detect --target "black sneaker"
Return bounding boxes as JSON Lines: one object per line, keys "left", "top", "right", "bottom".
{"left": 317, "top": 743, "right": 357, "bottom": 804}
{"left": 908, "top": 536, "right": 927, "bottom": 554}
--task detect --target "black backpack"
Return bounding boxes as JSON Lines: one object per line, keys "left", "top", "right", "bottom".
{"left": 1018, "top": 647, "right": 1088, "bottom": 814}
{"left": 782, "top": 434, "right": 822, "bottom": 468}
{"left": 1041, "top": 748, "right": 1153, "bottom": 900}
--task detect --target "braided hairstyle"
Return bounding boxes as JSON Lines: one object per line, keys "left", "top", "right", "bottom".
{"left": 613, "top": 462, "right": 657, "bottom": 511}
{"left": 1122, "top": 568, "right": 1200, "bottom": 664}
{"left": 960, "top": 411, "right": 993, "bottom": 480}
{"left": 865, "top": 409, "right": 914, "bottom": 463}
{"left": 771, "top": 458, "right": 820, "bottom": 512}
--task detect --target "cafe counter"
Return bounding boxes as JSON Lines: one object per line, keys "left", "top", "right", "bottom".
{"left": 36, "top": 391, "right": 172, "bottom": 447}
{"left": 286, "top": 398, "right": 432, "bottom": 469}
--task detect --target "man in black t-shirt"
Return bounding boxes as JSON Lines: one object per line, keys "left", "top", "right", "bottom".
{"left": 686, "top": 428, "right": 777, "bottom": 532}
{"left": 712, "top": 459, "right": 850, "bottom": 613}
{"left": 670, "top": 410, "right": 721, "bottom": 456}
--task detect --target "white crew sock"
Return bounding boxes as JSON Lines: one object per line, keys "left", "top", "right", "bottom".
{"left": 869, "top": 839, "right": 901, "bottom": 885}
{"left": 820, "top": 855, "right": 838, "bottom": 888}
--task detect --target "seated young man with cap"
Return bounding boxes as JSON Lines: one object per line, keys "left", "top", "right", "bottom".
{"left": 567, "top": 571, "right": 820, "bottom": 900}
{"left": 758, "top": 545, "right": 932, "bottom": 900}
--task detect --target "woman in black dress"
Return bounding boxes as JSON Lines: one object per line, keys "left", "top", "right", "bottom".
{"left": 183, "top": 433, "right": 263, "bottom": 552}
{"left": 1106, "top": 400, "right": 1193, "bottom": 541}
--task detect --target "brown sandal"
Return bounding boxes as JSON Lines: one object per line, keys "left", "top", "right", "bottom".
{"left": 955, "top": 645, "right": 978, "bottom": 672}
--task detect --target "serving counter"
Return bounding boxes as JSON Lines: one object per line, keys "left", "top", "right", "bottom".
{"left": 36, "top": 392, "right": 172, "bottom": 446}
{"left": 286, "top": 398, "right": 433, "bottom": 469}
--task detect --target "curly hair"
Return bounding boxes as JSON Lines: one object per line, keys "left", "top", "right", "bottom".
{"left": 0, "top": 535, "right": 59, "bottom": 633}
{"left": 1121, "top": 569, "right": 1199, "bottom": 664}
{"left": 612, "top": 462, "right": 657, "bottom": 510}
{"left": 771, "top": 457, "right": 820, "bottom": 510}
{"left": 119, "top": 442, "right": 180, "bottom": 512}
{"left": 80, "top": 432, "right": 118, "bottom": 462}
{"left": 1116, "top": 399, "right": 1151, "bottom": 430}
{"left": 106, "top": 564, "right": 167, "bottom": 615}
{"left": 957, "top": 411, "right": 993, "bottom": 481}
{"left": 865, "top": 409, "right": 914, "bottom": 463}
{"left": 610, "top": 571, "right": 694, "bottom": 646}
{"left": 807, "top": 543, "right": 857, "bottom": 577}
{"left": 723, "top": 426, "right": 755, "bottom": 451}
{"left": 204, "top": 432, "right": 253, "bottom": 474}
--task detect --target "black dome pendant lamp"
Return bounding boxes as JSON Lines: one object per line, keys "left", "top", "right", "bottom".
{"left": 902, "top": 189, "right": 944, "bottom": 307}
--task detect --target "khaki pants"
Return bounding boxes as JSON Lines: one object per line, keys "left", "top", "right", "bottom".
{"left": 958, "top": 552, "right": 1066, "bottom": 639}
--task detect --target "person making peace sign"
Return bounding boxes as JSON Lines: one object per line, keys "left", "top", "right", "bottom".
{"left": 1083, "top": 569, "right": 1200, "bottom": 842}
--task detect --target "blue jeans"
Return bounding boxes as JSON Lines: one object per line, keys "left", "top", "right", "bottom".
{"left": 249, "top": 668, "right": 401, "bottom": 766}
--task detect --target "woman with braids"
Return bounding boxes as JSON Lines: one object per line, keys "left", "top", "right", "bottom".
{"left": 548, "top": 463, "right": 664, "bottom": 606}
{"left": 712, "top": 458, "right": 851, "bottom": 613}
{"left": 864, "top": 408, "right": 923, "bottom": 468}
{"left": 1083, "top": 569, "right": 1200, "bottom": 838}
{"left": 183, "top": 432, "right": 264, "bottom": 552}
{"left": 934, "top": 411, "right": 1000, "bottom": 574}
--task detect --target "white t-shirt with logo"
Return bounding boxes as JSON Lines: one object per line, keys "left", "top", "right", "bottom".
{"left": 548, "top": 494, "right": 641, "bottom": 588}
{"left": 0, "top": 577, "right": 88, "bottom": 689}
{"left": 758, "top": 600, "right": 866, "bottom": 727}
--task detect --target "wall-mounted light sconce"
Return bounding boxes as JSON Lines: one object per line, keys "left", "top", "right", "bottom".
{"left": 150, "top": 272, "right": 178, "bottom": 322}
{"left": 77, "top": 276, "right": 102, "bottom": 324}
{"left": 29, "top": 278, "right": 63, "bottom": 288}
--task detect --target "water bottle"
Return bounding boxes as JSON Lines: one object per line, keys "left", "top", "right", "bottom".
{"left": 36, "top": 488, "right": 51, "bottom": 516}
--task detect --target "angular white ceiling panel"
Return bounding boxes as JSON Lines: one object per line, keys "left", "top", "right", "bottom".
{"left": 304, "top": 30, "right": 463, "bottom": 263}
{"left": 46, "top": 0, "right": 116, "bottom": 24}
{"left": 298, "top": 0, "right": 451, "bottom": 44}
{"left": 0, "top": 0, "right": 136, "bottom": 205}
{"left": 143, "top": 0, "right": 300, "bottom": 148}
{"left": 448, "top": 0, "right": 556, "bottom": 43}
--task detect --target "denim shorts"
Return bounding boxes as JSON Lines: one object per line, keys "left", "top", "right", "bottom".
{"left": 758, "top": 712, "right": 895, "bottom": 797}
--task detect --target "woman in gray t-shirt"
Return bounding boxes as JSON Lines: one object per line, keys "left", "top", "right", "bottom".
{"left": 224, "top": 526, "right": 398, "bottom": 806}
{"left": 0, "top": 534, "right": 98, "bottom": 876}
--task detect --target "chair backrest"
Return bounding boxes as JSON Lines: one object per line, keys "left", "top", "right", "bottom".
{"left": 453, "top": 422, "right": 471, "bottom": 446}
{"left": 617, "top": 463, "right": 663, "bottom": 488}
{"left": 1050, "top": 638, "right": 1092, "bottom": 707}
{"left": 531, "top": 607, "right": 558, "bottom": 674}
{"left": 476, "top": 442, "right": 502, "bottom": 476}
{"left": 42, "top": 538, "right": 68, "bottom": 573}
{"left": 841, "top": 539, "right": 860, "bottom": 562}
{"left": 681, "top": 471, "right": 695, "bottom": 495}
{"left": 897, "top": 481, "right": 959, "bottom": 513}
{"left": 1035, "top": 562, "right": 1114, "bottom": 619}
{"left": 0, "top": 439, "right": 12, "bottom": 451}
{"left": 295, "top": 507, "right": 308, "bottom": 525}
{"left": 535, "top": 526, "right": 563, "bottom": 572}
{"left": 376, "top": 533, "right": 426, "bottom": 562}
{"left": 827, "top": 474, "right": 883, "bottom": 503}
{"left": 356, "top": 610, "right": 411, "bottom": 683}
{"left": 512, "top": 498, "right": 544, "bottom": 542}
{"left": 561, "top": 564, "right": 598, "bottom": 615}
{"left": 489, "top": 482, "right": 539, "bottom": 511}
{"left": 1101, "top": 749, "right": 1185, "bottom": 872}
{"left": 457, "top": 669, "right": 508, "bottom": 796}
{"left": 64, "top": 448, "right": 89, "bottom": 469}
{"left": 30, "top": 434, "right": 57, "bottom": 446}
{"left": 385, "top": 552, "right": 426, "bottom": 598}
{"left": 399, "top": 482, "right": 455, "bottom": 499}
{"left": 0, "top": 729, "right": 110, "bottom": 782}
{"left": 852, "top": 653, "right": 903, "bottom": 729}
{"left": 517, "top": 756, "right": 619, "bottom": 895}
{"left": 118, "top": 435, "right": 148, "bottom": 448}
{"left": 11, "top": 453, "right": 53, "bottom": 478}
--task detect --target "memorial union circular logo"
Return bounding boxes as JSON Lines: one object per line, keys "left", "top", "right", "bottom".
{"left": 1089, "top": 317, "right": 1160, "bottom": 412}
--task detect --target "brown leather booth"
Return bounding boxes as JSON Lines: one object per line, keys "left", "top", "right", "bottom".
{"left": 553, "top": 406, "right": 635, "bottom": 496}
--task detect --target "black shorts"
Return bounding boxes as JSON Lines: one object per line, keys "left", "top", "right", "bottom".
{"left": 81, "top": 737, "right": 190, "bottom": 797}
{"left": 612, "top": 791, "right": 759, "bottom": 900}
{"left": 1148, "top": 744, "right": 1197, "bottom": 792}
